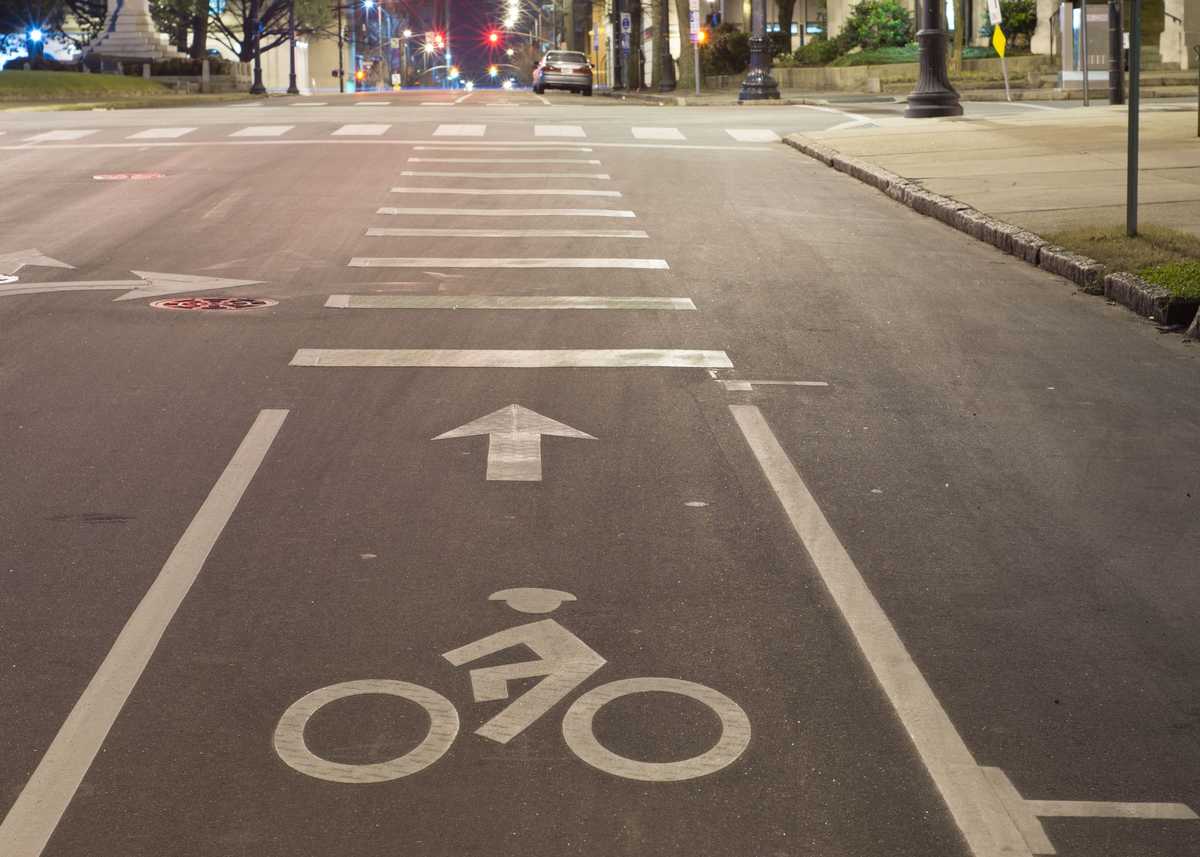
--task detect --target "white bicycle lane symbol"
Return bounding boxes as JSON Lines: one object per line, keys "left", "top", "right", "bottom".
{"left": 274, "top": 587, "right": 752, "bottom": 783}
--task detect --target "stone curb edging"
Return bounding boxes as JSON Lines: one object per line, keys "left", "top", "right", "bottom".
{"left": 783, "top": 133, "right": 1199, "bottom": 328}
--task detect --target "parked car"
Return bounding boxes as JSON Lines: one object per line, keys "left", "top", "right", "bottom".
{"left": 532, "top": 51, "right": 593, "bottom": 96}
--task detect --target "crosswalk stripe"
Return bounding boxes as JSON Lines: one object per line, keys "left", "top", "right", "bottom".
{"left": 291, "top": 102, "right": 327, "bottom": 106}
{"left": 127, "top": 127, "right": 196, "bottom": 139}
{"left": 377, "top": 206, "right": 635, "bottom": 217}
{"left": 333, "top": 124, "right": 391, "bottom": 136}
{"left": 631, "top": 127, "right": 685, "bottom": 141}
{"left": 389, "top": 188, "right": 622, "bottom": 197}
{"left": 355, "top": 101, "right": 390, "bottom": 106}
{"left": 229, "top": 125, "right": 294, "bottom": 137}
{"left": 400, "top": 170, "right": 610, "bottom": 179}
{"left": 25, "top": 129, "right": 99, "bottom": 142}
{"left": 291, "top": 348, "right": 731, "bottom": 368}
{"left": 365, "top": 227, "right": 648, "bottom": 238}
{"left": 414, "top": 145, "right": 593, "bottom": 152}
{"left": 326, "top": 295, "right": 696, "bottom": 310}
{"left": 535, "top": 125, "right": 586, "bottom": 138}
{"left": 348, "top": 257, "right": 668, "bottom": 269}
{"left": 434, "top": 124, "right": 486, "bottom": 136}
{"left": 408, "top": 157, "right": 601, "bottom": 164}
{"left": 726, "top": 128, "right": 781, "bottom": 142}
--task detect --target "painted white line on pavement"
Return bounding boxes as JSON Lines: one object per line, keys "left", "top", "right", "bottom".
{"left": 729, "top": 404, "right": 1030, "bottom": 857}
{"left": 454, "top": 91, "right": 475, "bottom": 104}
{"left": 366, "top": 227, "right": 647, "bottom": 238}
{"left": 534, "top": 93, "right": 552, "bottom": 106}
{"left": 726, "top": 128, "right": 780, "bottom": 142}
{"left": 407, "top": 157, "right": 602, "bottom": 164}
{"left": 421, "top": 102, "right": 455, "bottom": 106}
{"left": 414, "top": 145, "right": 593, "bottom": 152}
{"left": 434, "top": 123, "right": 486, "bottom": 136}
{"left": 388, "top": 188, "right": 622, "bottom": 197}
{"left": 127, "top": 127, "right": 196, "bottom": 139}
{"left": 24, "top": 129, "right": 98, "bottom": 142}
{"left": 1, "top": 140, "right": 771, "bottom": 153}
{"left": 720, "top": 380, "right": 829, "bottom": 391}
{"left": 354, "top": 101, "right": 390, "bottom": 106}
{"left": 229, "top": 125, "right": 294, "bottom": 137}
{"left": 797, "top": 104, "right": 874, "bottom": 131}
{"left": 535, "top": 125, "right": 586, "bottom": 137}
{"left": 632, "top": 126, "right": 685, "bottom": 140}
{"left": 291, "top": 349, "right": 730, "bottom": 368}
{"left": 333, "top": 124, "right": 390, "bottom": 136}
{"left": 327, "top": 295, "right": 695, "bottom": 309}
{"left": 348, "top": 257, "right": 667, "bottom": 269}
{"left": 0, "top": 409, "right": 288, "bottom": 857}
{"left": 378, "top": 206, "right": 634, "bottom": 217}
{"left": 291, "top": 101, "right": 327, "bottom": 106}
{"left": 400, "top": 170, "right": 610, "bottom": 179}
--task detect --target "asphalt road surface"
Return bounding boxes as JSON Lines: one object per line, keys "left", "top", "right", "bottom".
{"left": 1, "top": 89, "right": 1198, "bottom": 857}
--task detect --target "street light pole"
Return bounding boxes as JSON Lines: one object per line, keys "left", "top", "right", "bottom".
{"left": 737, "top": 0, "right": 779, "bottom": 100}
{"left": 658, "top": 0, "right": 675, "bottom": 91}
{"left": 336, "top": 1, "right": 345, "bottom": 92}
{"left": 287, "top": 0, "right": 300, "bottom": 94}
{"left": 249, "top": 0, "right": 266, "bottom": 94}
{"left": 904, "top": 0, "right": 962, "bottom": 117}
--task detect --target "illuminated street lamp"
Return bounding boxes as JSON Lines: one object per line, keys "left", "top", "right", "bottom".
{"left": 28, "top": 28, "right": 43, "bottom": 42}
{"left": 489, "top": 64, "right": 499, "bottom": 76}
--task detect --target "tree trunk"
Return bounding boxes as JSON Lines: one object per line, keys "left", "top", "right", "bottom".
{"left": 175, "top": 21, "right": 189, "bottom": 53}
{"left": 777, "top": 0, "right": 797, "bottom": 50}
{"left": 190, "top": 5, "right": 208, "bottom": 59}
{"left": 673, "top": 0, "right": 694, "bottom": 89}
{"left": 950, "top": 0, "right": 964, "bottom": 74}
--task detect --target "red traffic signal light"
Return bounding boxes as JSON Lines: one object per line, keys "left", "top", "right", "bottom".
{"left": 354, "top": 69, "right": 366, "bottom": 81}
{"left": 487, "top": 30, "right": 500, "bottom": 45}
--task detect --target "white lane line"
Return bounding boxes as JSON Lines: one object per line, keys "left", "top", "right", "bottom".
{"left": 414, "top": 145, "right": 593, "bottom": 152}
{"left": 534, "top": 93, "right": 552, "bottom": 106}
{"left": 720, "top": 380, "right": 829, "bottom": 391}
{"left": 434, "top": 123, "right": 486, "bottom": 136}
{"left": 229, "top": 125, "right": 294, "bottom": 137}
{"left": 349, "top": 257, "right": 668, "bottom": 269}
{"left": 421, "top": 102, "right": 455, "bottom": 106}
{"left": 797, "top": 104, "right": 874, "bottom": 131}
{"left": 1010, "top": 102, "right": 1060, "bottom": 112}
{"left": 407, "top": 157, "right": 601, "bottom": 164}
{"left": 2, "top": 140, "right": 770, "bottom": 153}
{"left": 377, "top": 206, "right": 635, "bottom": 217}
{"left": 333, "top": 124, "right": 391, "bottom": 136}
{"left": 632, "top": 126, "right": 685, "bottom": 140}
{"left": 327, "top": 295, "right": 695, "bottom": 309}
{"left": 365, "top": 227, "right": 648, "bottom": 238}
{"left": 389, "top": 187, "right": 621, "bottom": 197}
{"left": 454, "top": 91, "right": 475, "bottom": 104}
{"left": 24, "top": 129, "right": 98, "bottom": 143}
{"left": 729, "top": 404, "right": 1030, "bottom": 857}
{"left": 127, "top": 127, "right": 196, "bottom": 140}
{"left": 535, "top": 124, "right": 586, "bottom": 137}
{"left": 291, "top": 349, "right": 730, "bottom": 368}
{"left": 0, "top": 409, "right": 288, "bottom": 857}
{"left": 726, "top": 128, "right": 780, "bottom": 142}
{"left": 355, "top": 101, "right": 391, "bottom": 106}
{"left": 400, "top": 170, "right": 610, "bottom": 179}
{"left": 291, "top": 101, "right": 327, "bottom": 106}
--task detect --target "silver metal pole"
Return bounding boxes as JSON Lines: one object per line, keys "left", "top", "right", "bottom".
{"left": 1080, "top": 0, "right": 1089, "bottom": 105}
{"left": 1127, "top": 0, "right": 1140, "bottom": 235}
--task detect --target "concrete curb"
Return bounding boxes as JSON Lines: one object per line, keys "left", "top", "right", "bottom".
{"left": 782, "top": 133, "right": 1188, "bottom": 323}
{"left": 597, "top": 90, "right": 822, "bottom": 107}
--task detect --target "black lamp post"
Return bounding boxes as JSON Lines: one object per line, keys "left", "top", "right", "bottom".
{"left": 904, "top": 0, "right": 961, "bottom": 117}
{"left": 658, "top": 0, "right": 675, "bottom": 91}
{"left": 249, "top": 0, "right": 266, "bottom": 94}
{"left": 738, "top": 0, "right": 779, "bottom": 100}
{"left": 286, "top": 0, "right": 300, "bottom": 94}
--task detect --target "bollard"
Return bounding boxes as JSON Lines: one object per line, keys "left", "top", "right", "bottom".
{"left": 201, "top": 58, "right": 210, "bottom": 94}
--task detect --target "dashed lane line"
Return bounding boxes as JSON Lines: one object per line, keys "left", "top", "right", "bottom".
{"left": 228, "top": 125, "right": 294, "bottom": 137}
{"left": 333, "top": 124, "right": 391, "bottom": 136}
{"left": 326, "top": 295, "right": 695, "bottom": 310}
{"left": 364, "top": 227, "right": 648, "bottom": 238}
{"left": 631, "top": 127, "right": 686, "bottom": 140}
{"left": 388, "top": 188, "right": 622, "bottom": 197}
{"left": 434, "top": 123, "right": 486, "bottom": 136}
{"left": 377, "top": 206, "right": 634, "bottom": 216}
{"left": 126, "top": 127, "right": 196, "bottom": 139}
{"left": 0, "top": 410, "right": 289, "bottom": 857}
{"left": 726, "top": 128, "right": 781, "bottom": 142}
{"left": 399, "top": 170, "right": 611, "bottom": 179}
{"left": 290, "top": 349, "right": 731, "bottom": 368}
{"left": 347, "top": 257, "right": 667, "bottom": 269}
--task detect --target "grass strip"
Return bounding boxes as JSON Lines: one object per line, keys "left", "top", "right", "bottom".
{"left": 1046, "top": 224, "right": 1200, "bottom": 300}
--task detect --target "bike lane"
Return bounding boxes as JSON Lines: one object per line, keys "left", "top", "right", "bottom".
{"left": 26, "top": 370, "right": 969, "bottom": 857}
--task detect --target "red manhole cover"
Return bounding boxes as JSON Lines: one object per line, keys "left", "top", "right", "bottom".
{"left": 150, "top": 297, "right": 277, "bottom": 310}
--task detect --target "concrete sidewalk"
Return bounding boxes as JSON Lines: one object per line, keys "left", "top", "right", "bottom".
{"left": 787, "top": 103, "right": 1200, "bottom": 237}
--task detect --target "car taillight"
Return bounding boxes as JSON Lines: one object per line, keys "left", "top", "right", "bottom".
{"left": 545, "top": 64, "right": 560, "bottom": 72}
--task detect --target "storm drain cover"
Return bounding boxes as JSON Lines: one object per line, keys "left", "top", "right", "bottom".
{"left": 150, "top": 297, "right": 277, "bottom": 311}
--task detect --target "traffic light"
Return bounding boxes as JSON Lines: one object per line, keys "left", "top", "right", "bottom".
{"left": 488, "top": 65, "right": 498, "bottom": 77}
{"left": 355, "top": 69, "right": 366, "bottom": 82}
{"left": 487, "top": 30, "right": 500, "bottom": 45}
{"left": 697, "top": 28, "right": 709, "bottom": 45}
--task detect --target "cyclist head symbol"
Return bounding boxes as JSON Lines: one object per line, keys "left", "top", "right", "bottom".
{"left": 488, "top": 588, "right": 577, "bottom": 614}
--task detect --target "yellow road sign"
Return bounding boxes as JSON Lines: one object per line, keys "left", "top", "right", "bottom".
{"left": 992, "top": 25, "right": 1007, "bottom": 58}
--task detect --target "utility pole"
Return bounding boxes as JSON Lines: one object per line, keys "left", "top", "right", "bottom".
{"left": 1127, "top": 0, "right": 1141, "bottom": 235}
{"left": 336, "top": 1, "right": 345, "bottom": 92}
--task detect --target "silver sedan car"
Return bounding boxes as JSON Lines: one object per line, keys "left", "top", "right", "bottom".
{"left": 532, "top": 51, "right": 593, "bottom": 96}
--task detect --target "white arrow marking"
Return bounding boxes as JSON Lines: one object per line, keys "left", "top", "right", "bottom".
{"left": 0, "top": 249, "right": 74, "bottom": 281}
{"left": 0, "top": 272, "right": 260, "bottom": 301}
{"left": 434, "top": 404, "right": 595, "bottom": 481}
